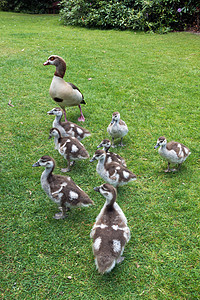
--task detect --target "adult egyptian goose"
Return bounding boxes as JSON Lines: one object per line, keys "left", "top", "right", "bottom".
{"left": 47, "top": 107, "right": 91, "bottom": 141}
{"left": 48, "top": 128, "right": 89, "bottom": 172}
{"left": 90, "top": 183, "right": 130, "bottom": 274}
{"left": 90, "top": 150, "right": 136, "bottom": 187}
{"left": 43, "top": 55, "right": 86, "bottom": 122}
{"left": 32, "top": 156, "right": 93, "bottom": 219}
{"left": 154, "top": 136, "right": 191, "bottom": 172}
{"left": 107, "top": 112, "right": 128, "bottom": 147}
{"left": 97, "top": 139, "right": 127, "bottom": 167}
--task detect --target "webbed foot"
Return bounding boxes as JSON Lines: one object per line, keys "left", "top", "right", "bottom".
{"left": 53, "top": 212, "right": 67, "bottom": 220}
{"left": 78, "top": 115, "right": 85, "bottom": 122}
{"left": 61, "top": 167, "right": 70, "bottom": 172}
{"left": 164, "top": 168, "right": 177, "bottom": 173}
{"left": 116, "top": 256, "right": 125, "bottom": 264}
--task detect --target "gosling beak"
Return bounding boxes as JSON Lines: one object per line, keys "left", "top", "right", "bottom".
{"left": 90, "top": 156, "right": 96, "bottom": 162}
{"left": 154, "top": 143, "right": 159, "bottom": 149}
{"left": 32, "top": 161, "right": 40, "bottom": 167}
{"left": 94, "top": 186, "right": 100, "bottom": 192}
{"left": 47, "top": 110, "right": 54, "bottom": 115}
{"left": 97, "top": 143, "right": 103, "bottom": 149}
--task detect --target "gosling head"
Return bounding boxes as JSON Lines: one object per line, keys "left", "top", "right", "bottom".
{"left": 154, "top": 136, "right": 167, "bottom": 149}
{"left": 48, "top": 128, "right": 61, "bottom": 139}
{"left": 32, "top": 155, "right": 55, "bottom": 169}
{"left": 94, "top": 183, "right": 117, "bottom": 205}
{"left": 97, "top": 139, "right": 111, "bottom": 150}
{"left": 90, "top": 150, "right": 106, "bottom": 162}
{"left": 47, "top": 107, "right": 63, "bottom": 117}
{"left": 110, "top": 112, "right": 120, "bottom": 124}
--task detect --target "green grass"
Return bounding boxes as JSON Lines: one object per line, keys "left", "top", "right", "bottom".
{"left": 0, "top": 11, "right": 200, "bottom": 299}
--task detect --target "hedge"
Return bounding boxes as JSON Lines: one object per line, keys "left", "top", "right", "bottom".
{"left": 59, "top": 0, "right": 199, "bottom": 33}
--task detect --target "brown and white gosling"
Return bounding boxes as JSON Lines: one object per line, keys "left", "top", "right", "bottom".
{"left": 90, "top": 149, "right": 136, "bottom": 187}
{"left": 97, "top": 139, "right": 127, "bottom": 167}
{"left": 107, "top": 112, "right": 128, "bottom": 147}
{"left": 47, "top": 107, "right": 91, "bottom": 141}
{"left": 90, "top": 183, "right": 130, "bottom": 274}
{"left": 154, "top": 136, "right": 191, "bottom": 172}
{"left": 32, "top": 156, "right": 93, "bottom": 219}
{"left": 49, "top": 128, "right": 89, "bottom": 172}
{"left": 43, "top": 55, "right": 86, "bottom": 122}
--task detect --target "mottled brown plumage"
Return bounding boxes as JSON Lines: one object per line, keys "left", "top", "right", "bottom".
{"left": 154, "top": 136, "right": 191, "bottom": 172}
{"left": 90, "top": 150, "right": 136, "bottom": 187}
{"left": 49, "top": 128, "right": 89, "bottom": 172}
{"left": 47, "top": 107, "right": 91, "bottom": 140}
{"left": 97, "top": 139, "right": 127, "bottom": 166}
{"left": 32, "top": 156, "right": 93, "bottom": 219}
{"left": 90, "top": 184, "right": 130, "bottom": 274}
{"left": 107, "top": 112, "right": 128, "bottom": 147}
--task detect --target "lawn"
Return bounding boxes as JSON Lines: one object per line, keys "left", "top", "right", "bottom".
{"left": 0, "top": 11, "right": 199, "bottom": 299}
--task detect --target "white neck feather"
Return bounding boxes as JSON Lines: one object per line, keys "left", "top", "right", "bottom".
{"left": 41, "top": 167, "right": 52, "bottom": 181}
{"left": 54, "top": 114, "right": 62, "bottom": 124}
{"left": 54, "top": 136, "right": 59, "bottom": 150}
{"left": 97, "top": 156, "right": 106, "bottom": 172}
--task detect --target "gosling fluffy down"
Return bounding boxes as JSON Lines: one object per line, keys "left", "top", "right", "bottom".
{"left": 90, "top": 183, "right": 130, "bottom": 274}
{"left": 107, "top": 112, "right": 128, "bottom": 147}
{"left": 90, "top": 149, "right": 136, "bottom": 187}
{"left": 154, "top": 136, "right": 191, "bottom": 172}
{"left": 47, "top": 107, "right": 91, "bottom": 140}
{"left": 32, "top": 156, "right": 93, "bottom": 219}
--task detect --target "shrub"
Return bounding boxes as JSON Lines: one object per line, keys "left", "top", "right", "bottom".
{"left": 59, "top": 0, "right": 199, "bottom": 32}
{"left": 0, "top": 0, "right": 56, "bottom": 14}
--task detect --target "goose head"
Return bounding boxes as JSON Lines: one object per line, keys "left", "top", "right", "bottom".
{"left": 48, "top": 127, "right": 61, "bottom": 139}
{"left": 154, "top": 136, "right": 167, "bottom": 149}
{"left": 97, "top": 139, "right": 111, "bottom": 151}
{"left": 90, "top": 149, "right": 106, "bottom": 162}
{"left": 32, "top": 155, "right": 55, "bottom": 169}
{"left": 43, "top": 55, "right": 65, "bottom": 67}
{"left": 110, "top": 112, "right": 120, "bottom": 124}
{"left": 94, "top": 183, "right": 117, "bottom": 205}
{"left": 43, "top": 55, "right": 66, "bottom": 78}
{"left": 47, "top": 107, "right": 63, "bottom": 117}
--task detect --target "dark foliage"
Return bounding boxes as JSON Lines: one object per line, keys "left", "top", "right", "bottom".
{"left": 0, "top": 0, "right": 59, "bottom": 14}
{"left": 59, "top": 0, "right": 200, "bottom": 33}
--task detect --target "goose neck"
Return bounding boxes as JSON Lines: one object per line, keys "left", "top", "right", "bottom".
{"left": 54, "top": 136, "right": 60, "bottom": 150}
{"left": 54, "top": 114, "right": 62, "bottom": 124}
{"left": 106, "top": 192, "right": 116, "bottom": 210}
{"left": 104, "top": 146, "right": 110, "bottom": 152}
{"left": 41, "top": 166, "right": 53, "bottom": 181}
{"left": 54, "top": 62, "right": 66, "bottom": 78}
{"left": 97, "top": 156, "right": 106, "bottom": 170}
{"left": 161, "top": 144, "right": 166, "bottom": 150}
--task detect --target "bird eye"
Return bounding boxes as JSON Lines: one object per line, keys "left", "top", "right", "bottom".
{"left": 50, "top": 57, "right": 54, "bottom": 61}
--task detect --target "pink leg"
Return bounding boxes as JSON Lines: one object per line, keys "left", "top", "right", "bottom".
{"left": 63, "top": 109, "right": 67, "bottom": 122}
{"left": 78, "top": 105, "right": 85, "bottom": 122}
